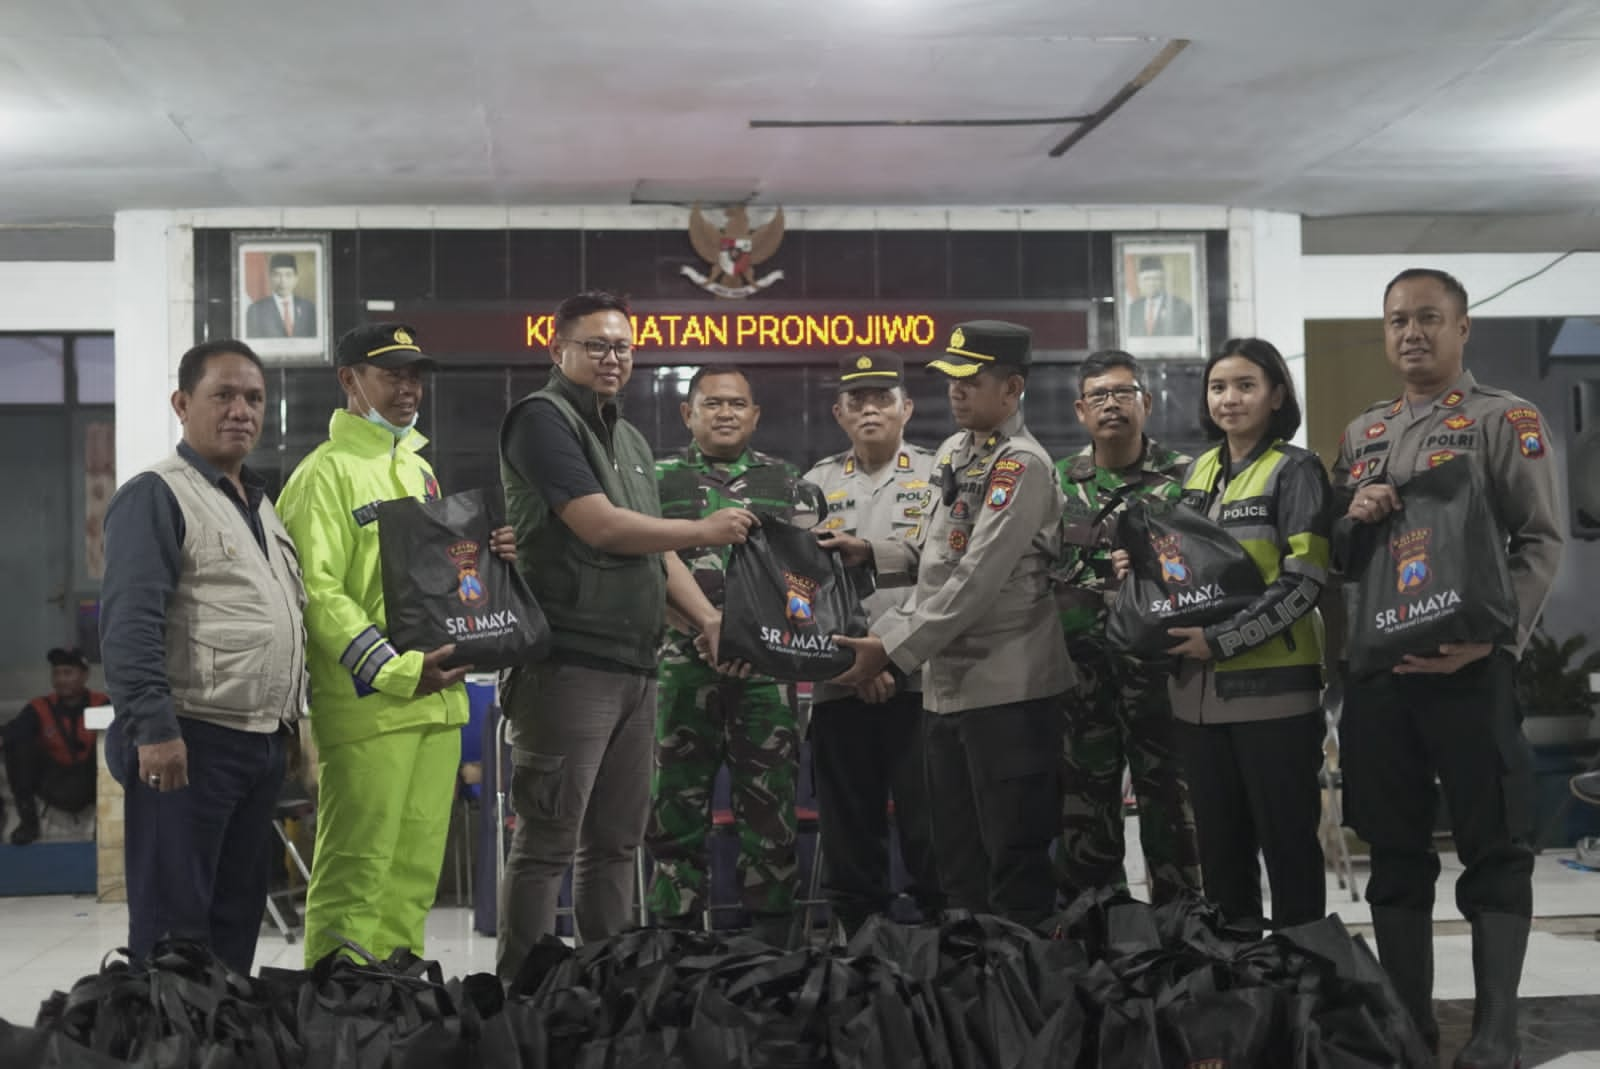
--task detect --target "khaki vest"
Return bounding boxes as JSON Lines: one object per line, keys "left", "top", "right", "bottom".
{"left": 152, "top": 456, "right": 307, "bottom": 732}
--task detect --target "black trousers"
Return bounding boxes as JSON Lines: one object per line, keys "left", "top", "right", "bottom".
{"left": 2, "top": 739, "right": 95, "bottom": 827}
{"left": 1173, "top": 711, "right": 1327, "bottom": 927}
{"left": 1341, "top": 650, "right": 1534, "bottom": 918}
{"left": 924, "top": 697, "right": 1063, "bottom": 926}
{"left": 810, "top": 691, "right": 942, "bottom": 930}
{"left": 107, "top": 716, "right": 287, "bottom": 974}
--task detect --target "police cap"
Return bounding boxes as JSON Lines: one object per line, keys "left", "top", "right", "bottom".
{"left": 335, "top": 322, "right": 436, "bottom": 370}
{"left": 838, "top": 350, "right": 904, "bottom": 391}
{"left": 926, "top": 320, "right": 1032, "bottom": 379}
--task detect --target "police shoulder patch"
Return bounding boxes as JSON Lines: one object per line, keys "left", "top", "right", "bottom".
{"left": 992, "top": 457, "right": 1027, "bottom": 476}
{"left": 1505, "top": 406, "right": 1546, "bottom": 458}
{"left": 986, "top": 474, "right": 1018, "bottom": 511}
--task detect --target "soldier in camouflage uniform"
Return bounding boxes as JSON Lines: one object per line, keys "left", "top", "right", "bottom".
{"left": 1053, "top": 349, "right": 1202, "bottom": 905}
{"left": 647, "top": 365, "right": 812, "bottom": 939}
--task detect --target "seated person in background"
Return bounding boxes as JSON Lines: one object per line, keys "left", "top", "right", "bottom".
{"left": 2, "top": 648, "right": 106, "bottom": 845}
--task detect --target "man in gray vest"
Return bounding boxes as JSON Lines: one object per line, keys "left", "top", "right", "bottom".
{"left": 100, "top": 339, "right": 308, "bottom": 974}
{"left": 497, "top": 289, "right": 753, "bottom": 979}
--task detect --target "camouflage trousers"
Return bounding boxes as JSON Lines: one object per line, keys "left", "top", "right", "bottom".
{"left": 645, "top": 667, "right": 799, "bottom": 919}
{"left": 1056, "top": 639, "right": 1202, "bottom": 904}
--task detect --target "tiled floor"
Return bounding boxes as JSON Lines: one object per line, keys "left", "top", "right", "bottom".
{"left": 2, "top": 847, "right": 1596, "bottom": 1064}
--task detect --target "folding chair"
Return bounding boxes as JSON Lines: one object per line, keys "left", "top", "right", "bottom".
{"left": 264, "top": 786, "right": 315, "bottom": 943}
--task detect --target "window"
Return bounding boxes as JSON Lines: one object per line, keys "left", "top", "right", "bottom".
{"left": 0, "top": 336, "right": 65, "bottom": 403}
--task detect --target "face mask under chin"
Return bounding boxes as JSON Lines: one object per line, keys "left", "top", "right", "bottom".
{"left": 354, "top": 377, "right": 418, "bottom": 439}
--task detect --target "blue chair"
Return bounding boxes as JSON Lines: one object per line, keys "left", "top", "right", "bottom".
{"left": 453, "top": 675, "right": 497, "bottom": 907}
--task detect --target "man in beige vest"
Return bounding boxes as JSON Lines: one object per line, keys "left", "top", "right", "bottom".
{"left": 101, "top": 339, "right": 308, "bottom": 974}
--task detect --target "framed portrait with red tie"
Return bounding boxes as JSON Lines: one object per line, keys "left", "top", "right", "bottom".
{"left": 233, "top": 232, "right": 331, "bottom": 363}
{"left": 1114, "top": 233, "right": 1207, "bottom": 358}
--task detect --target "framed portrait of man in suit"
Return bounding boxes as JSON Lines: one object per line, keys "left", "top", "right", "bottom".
{"left": 1114, "top": 234, "right": 1207, "bottom": 358}
{"left": 233, "top": 233, "right": 331, "bottom": 363}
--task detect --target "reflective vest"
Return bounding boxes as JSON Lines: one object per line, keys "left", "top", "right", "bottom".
{"left": 1181, "top": 443, "right": 1327, "bottom": 697}
{"left": 30, "top": 692, "right": 105, "bottom": 767}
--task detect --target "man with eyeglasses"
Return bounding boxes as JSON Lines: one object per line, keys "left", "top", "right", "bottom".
{"left": 801, "top": 351, "right": 943, "bottom": 938}
{"left": 1052, "top": 349, "right": 1202, "bottom": 907}
{"left": 647, "top": 363, "right": 816, "bottom": 946}
{"left": 497, "top": 291, "right": 749, "bottom": 977}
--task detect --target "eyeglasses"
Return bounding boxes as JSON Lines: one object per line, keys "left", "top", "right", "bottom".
{"left": 564, "top": 337, "right": 634, "bottom": 362}
{"left": 1082, "top": 385, "right": 1142, "bottom": 408}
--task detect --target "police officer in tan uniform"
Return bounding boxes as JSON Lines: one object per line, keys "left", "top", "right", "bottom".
{"left": 824, "top": 322, "right": 1074, "bottom": 926}
{"left": 1332, "top": 268, "right": 1565, "bottom": 1067}
{"left": 803, "top": 351, "right": 943, "bottom": 936}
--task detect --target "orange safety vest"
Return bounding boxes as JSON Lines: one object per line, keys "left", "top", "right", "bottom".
{"left": 28, "top": 692, "right": 105, "bottom": 768}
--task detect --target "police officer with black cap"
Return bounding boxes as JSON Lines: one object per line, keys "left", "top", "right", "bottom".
{"left": 824, "top": 322, "right": 1074, "bottom": 925}
{"left": 277, "top": 322, "right": 520, "bottom": 965}
{"left": 802, "top": 351, "right": 943, "bottom": 935}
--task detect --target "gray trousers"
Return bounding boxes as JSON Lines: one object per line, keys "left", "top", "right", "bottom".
{"left": 496, "top": 660, "right": 656, "bottom": 980}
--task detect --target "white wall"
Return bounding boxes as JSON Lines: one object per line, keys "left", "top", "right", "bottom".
{"left": 112, "top": 212, "right": 192, "bottom": 482}
{"left": 1304, "top": 252, "right": 1600, "bottom": 320}
{"left": 0, "top": 261, "right": 114, "bottom": 331}
{"left": 1229, "top": 209, "right": 1306, "bottom": 444}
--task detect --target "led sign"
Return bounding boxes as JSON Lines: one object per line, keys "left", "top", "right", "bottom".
{"left": 524, "top": 313, "right": 938, "bottom": 351}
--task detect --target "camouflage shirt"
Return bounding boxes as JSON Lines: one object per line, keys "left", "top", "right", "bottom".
{"left": 656, "top": 443, "right": 812, "bottom": 666}
{"left": 1054, "top": 437, "right": 1191, "bottom": 641}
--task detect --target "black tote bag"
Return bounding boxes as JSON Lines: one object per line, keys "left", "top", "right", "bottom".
{"left": 1344, "top": 456, "right": 1517, "bottom": 677}
{"left": 718, "top": 515, "right": 869, "bottom": 681}
{"left": 378, "top": 489, "right": 551, "bottom": 671}
{"left": 1105, "top": 499, "right": 1267, "bottom": 657}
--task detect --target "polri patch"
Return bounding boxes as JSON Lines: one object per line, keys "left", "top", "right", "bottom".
{"left": 987, "top": 474, "right": 1018, "bottom": 511}
{"left": 993, "top": 457, "right": 1027, "bottom": 476}
{"left": 1506, "top": 407, "right": 1545, "bottom": 458}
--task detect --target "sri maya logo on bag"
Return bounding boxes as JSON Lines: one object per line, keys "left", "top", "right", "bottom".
{"left": 1151, "top": 533, "right": 1190, "bottom": 585}
{"left": 448, "top": 540, "right": 486, "bottom": 605}
{"left": 443, "top": 539, "right": 524, "bottom": 640}
{"left": 758, "top": 571, "right": 839, "bottom": 659}
{"left": 682, "top": 204, "right": 786, "bottom": 298}
{"left": 784, "top": 572, "right": 817, "bottom": 627}
{"left": 1391, "top": 528, "right": 1432, "bottom": 595}
{"left": 1373, "top": 526, "right": 1462, "bottom": 634}
{"left": 1145, "top": 532, "right": 1225, "bottom": 617}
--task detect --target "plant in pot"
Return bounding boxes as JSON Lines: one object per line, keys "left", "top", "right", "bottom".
{"left": 1517, "top": 628, "right": 1600, "bottom": 746}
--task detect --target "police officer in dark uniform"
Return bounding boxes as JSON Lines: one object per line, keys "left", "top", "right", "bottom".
{"left": 1332, "top": 268, "right": 1565, "bottom": 1067}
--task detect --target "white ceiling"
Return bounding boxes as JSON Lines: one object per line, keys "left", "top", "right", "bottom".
{"left": 2, "top": 0, "right": 1599, "bottom": 224}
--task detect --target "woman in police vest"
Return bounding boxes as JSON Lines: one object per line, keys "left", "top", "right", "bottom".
{"left": 1163, "top": 337, "right": 1332, "bottom": 928}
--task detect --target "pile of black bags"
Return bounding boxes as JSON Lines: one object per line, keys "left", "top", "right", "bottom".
{"left": 0, "top": 890, "right": 1432, "bottom": 1068}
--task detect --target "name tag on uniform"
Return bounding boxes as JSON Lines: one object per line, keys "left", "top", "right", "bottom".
{"left": 352, "top": 501, "right": 382, "bottom": 526}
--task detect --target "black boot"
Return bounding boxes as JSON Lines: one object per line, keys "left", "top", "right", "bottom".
{"left": 1372, "top": 907, "right": 1440, "bottom": 1054}
{"left": 1453, "top": 912, "right": 1529, "bottom": 1069}
{"left": 11, "top": 819, "right": 40, "bottom": 846}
